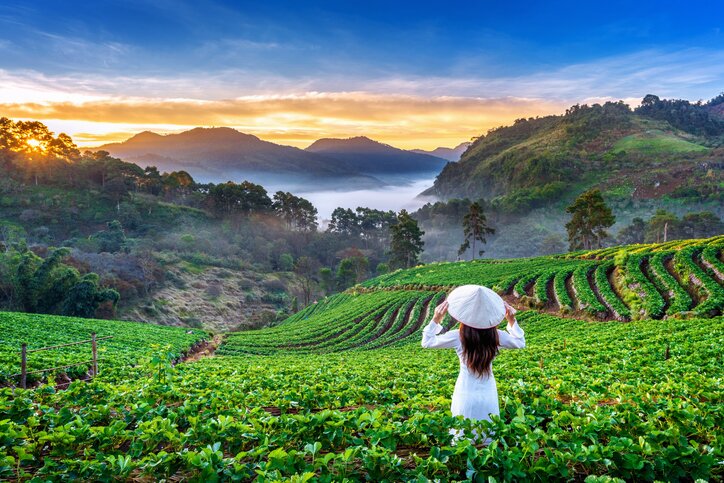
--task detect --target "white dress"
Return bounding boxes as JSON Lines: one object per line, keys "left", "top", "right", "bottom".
{"left": 421, "top": 319, "right": 526, "bottom": 440}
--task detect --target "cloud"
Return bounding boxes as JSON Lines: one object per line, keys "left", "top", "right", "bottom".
{"left": 8, "top": 93, "right": 563, "bottom": 149}
{"left": 1, "top": 47, "right": 722, "bottom": 149}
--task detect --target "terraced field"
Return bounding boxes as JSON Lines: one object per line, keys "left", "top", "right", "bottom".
{"left": 223, "top": 236, "right": 724, "bottom": 355}
{"left": 1, "top": 237, "right": 723, "bottom": 481}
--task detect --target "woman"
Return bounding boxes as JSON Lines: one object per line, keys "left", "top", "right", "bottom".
{"left": 421, "top": 284, "right": 525, "bottom": 443}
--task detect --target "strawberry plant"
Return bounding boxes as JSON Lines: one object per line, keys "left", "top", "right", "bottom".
{"left": 594, "top": 262, "right": 630, "bottom": 320}
{"left": 0, "top": 311, "right": 207, "bottom": 385}
{"left": 2, "top": 237, "right": 723, "bottom": 480}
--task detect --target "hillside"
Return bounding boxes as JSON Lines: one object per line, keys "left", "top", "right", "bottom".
{"left": 223, "top": 236, "right": 724, "bottom": 354}
{"left": 2, "top": 238, "right": 722, "bottom": 480}
{"left": 0, "top": 117, "right": 399, "bottom": 331}
{"left": 424, "top": 96, "right": 724, "bottom": 204}
{"left": 306, "top": 136, "right": 447, "bottom": 179}
{"left": 411, "top": 141, "right": 471, "bottom": 161}
{"left": 100, "top": 127, "right": 382, "bottom": 189}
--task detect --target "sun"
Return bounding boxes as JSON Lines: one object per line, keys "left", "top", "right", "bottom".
{"left": 26, "top": 138, "right": 42, "bottom": 149}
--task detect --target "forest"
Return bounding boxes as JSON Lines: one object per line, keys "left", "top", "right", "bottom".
{"left": 1, "top": 112, "right": 722, "bottom": 329}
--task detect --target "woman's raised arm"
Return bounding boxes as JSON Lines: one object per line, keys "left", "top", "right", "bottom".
{"left": 421, "top": 320, "right": 460, "bottom": 349}
{"left": 421, "top": 300, "right": 460, "bottom": 349}
{"left": 498, "top": 302, "right": 525, "bottom": 349}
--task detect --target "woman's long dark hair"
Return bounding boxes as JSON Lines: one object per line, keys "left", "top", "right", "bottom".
{"left": 459, "top": 324, "right": 499, "bottom": 377}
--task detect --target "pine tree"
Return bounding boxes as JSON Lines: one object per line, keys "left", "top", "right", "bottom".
{"left": 389, "top": 210, "right": 425, "bottom": 268}
{"left": 565, "top": 189, "right": 615, "bottom": 250}
{"left": 458, "top": 202, "right": 495, "bottom": 259}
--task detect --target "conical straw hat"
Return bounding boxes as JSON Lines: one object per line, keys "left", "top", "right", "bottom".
{"left": 446, "top": 284, "right": 506, "bottom": 329}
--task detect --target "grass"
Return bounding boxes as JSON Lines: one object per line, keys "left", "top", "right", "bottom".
{"left": 611, "top": 130, "right": 709, "bottom": 154}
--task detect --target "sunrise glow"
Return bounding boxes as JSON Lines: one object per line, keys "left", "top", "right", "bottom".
{"left": 25, "top": 138, "right": 42, "bottom": 149}
{"left": 2, "top": 2, "right": 723, "bottom": 150}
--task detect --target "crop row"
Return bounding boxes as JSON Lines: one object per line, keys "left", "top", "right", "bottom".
{"left": 552, "top": 269, "right": 574, "bottom": 310}
{"left": 533, "top": 269, "right": 556, "bottom": 305}
{"left": 622, "top": 255, "right": 666, "bottom": 319}
{"left": 513, "top": 272, "right": 538, "bottom": 298}
{"left": 0, "top": 311, "right": 207, "bottom": 385}
{"left": 571, "top": 265, "right": 607, "bottom": 316}
{"left": 700, "top": 244, "right": 724, "bottom": 280}
{"left": 219, "top": 291, "right": 441, "bottom": 355}
{"left": 674, "top": 246, "right": 724, "bottom": 316}
{"left": 594, "top": 262, "right": 631, "bottom": 320}
{"left": 647, "top": 252, "right": 692, "bottom": 315}
{"left": 2, "top": 311, "right": 723, "bottom": 481}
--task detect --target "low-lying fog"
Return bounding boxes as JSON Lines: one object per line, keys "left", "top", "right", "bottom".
{"left": 267, "top": 178, "right": 437, "bottom": 224}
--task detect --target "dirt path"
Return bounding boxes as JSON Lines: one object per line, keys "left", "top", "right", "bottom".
{"left": 182, "top": 334, "right": 224, "bottom": 363}
{"left": 546, "top": 276, "right": 558, "bottom": 310}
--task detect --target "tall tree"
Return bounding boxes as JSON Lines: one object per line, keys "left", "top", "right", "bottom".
{"left": 644, "top": 210, "right": 678, "bottom": 243}
{"left": 336, "top": 255, "right": 369, "bottom": 289}
{"left": 565, "top": 189, "right": 615, "bottom": 250}
{"left": 356, "top": 207, "right": 397, "bottom": 249}
{"left": 458, "top": 201, "right": 495, "bottom": 259}
{"left": 294, "top": 256, "right": 319, "bottom": 307}
{"left": 272, "top": 191, "right": 318, "bottom": 232}
{"left": 389, "top": 210, "right": 425, "bottom": 268}
{"left": 210, "top": 181, "right": 271, "bottom": 215}
{"left": 327, "top": 207, "right": 359, "bottom": 236}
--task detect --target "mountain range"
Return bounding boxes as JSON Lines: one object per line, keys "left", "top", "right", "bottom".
{"left": 305, "top": 136, "right": 447, "bottom": 176}
{"left": 100, "top": 129, "right": 449, "bottom": 190}
{"left": 411, "top": 142, "right": 471, "bottom": 161}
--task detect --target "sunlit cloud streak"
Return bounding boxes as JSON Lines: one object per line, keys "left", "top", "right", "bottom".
{"left": 1, "top": 48, "right": 723, "bottom": 149}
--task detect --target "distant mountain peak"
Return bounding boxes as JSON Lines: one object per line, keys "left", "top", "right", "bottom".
{"left": 127, "top": 130, "right": 163, "bottom": 142}
{"left": 306, "top": 136, "right": 392, "bottom": 151}
{"left": 121, "top": 127, "right": 261, "bottom": 146}
{"left": 305, "top": 135, "right": 447, "bottom": 175}
{"left": 175, "top": 126, "right": 260, "bottom": 142}
{"left": 98, "top": 127, "right": 392, "bottom": 191}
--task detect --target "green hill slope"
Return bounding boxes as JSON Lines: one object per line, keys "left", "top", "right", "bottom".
{"left": 425, "top": 97, "right": 723, "bottom": 205}
{"left": 220, "top": 236, "right": 724, "bottom": 355}
{"left": 611, "top": 129, "right": 710, "bottom": 154}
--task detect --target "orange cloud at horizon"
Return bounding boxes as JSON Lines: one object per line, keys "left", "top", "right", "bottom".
{"left": 1, "top": 92, "right": 568, "bottom": 150}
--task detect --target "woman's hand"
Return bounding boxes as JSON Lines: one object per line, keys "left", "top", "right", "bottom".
{"left": 504, "top": 301, "right": 517, "bottom": 325}
{"left": 432, "top": 300, "right": 449, "bottom": 324}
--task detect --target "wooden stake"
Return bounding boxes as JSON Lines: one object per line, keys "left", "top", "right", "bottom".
{"left": 91, "top": 333, "right": 98, "bottom": 378}
{"left": 21, "top": 343, "right": 27, "bottom": 389}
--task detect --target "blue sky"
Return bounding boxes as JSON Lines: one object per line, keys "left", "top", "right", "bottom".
{"left": 1, "top": 0, "right": 723, "bottom": 148}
